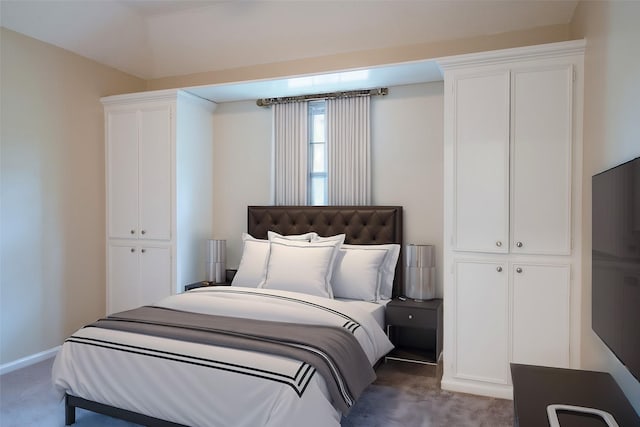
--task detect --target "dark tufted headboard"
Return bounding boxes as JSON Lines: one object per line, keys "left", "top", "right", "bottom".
{"left": 247, "top": 205, "right": 403, "bottom": 297}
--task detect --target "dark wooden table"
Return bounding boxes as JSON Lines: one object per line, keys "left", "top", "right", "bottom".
{"left": 511, "top": 363, "right": 640, "bottom": 427}
{"left": 385, "top": 298, "right": 442, "bottom": 364}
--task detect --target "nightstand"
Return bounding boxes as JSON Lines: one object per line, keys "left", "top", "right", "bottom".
{"left": 184, "top": 281, "right": 230, "bottom": 292}
{"left": 385, "top": 298, "right": 443, "bottom": 365}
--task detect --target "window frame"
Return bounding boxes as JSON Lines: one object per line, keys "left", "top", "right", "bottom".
{"left": 307, "top": 100, "right": 327, "bottom": 205}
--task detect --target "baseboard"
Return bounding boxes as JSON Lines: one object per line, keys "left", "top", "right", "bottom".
{"left": 441, "top": 377, "right": 514, "bottom": 400}
{"left": 0, "top": 346, "right": 61, "bottom": 375}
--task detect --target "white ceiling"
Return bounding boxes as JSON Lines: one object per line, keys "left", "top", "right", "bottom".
{"left": 1, "top": 0, "right": 579, "bottom": 102}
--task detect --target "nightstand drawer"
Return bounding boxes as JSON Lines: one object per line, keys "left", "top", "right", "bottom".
{"left": 386, "top": 306, "right": 437, "bottom": 329}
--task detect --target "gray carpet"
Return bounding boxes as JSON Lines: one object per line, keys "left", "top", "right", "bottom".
{"left": 0, "top": 357, "right": 513, "bottom": 427}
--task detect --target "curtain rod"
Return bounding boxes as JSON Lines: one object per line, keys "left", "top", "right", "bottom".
{"left": 256, "top": 87, "right": 388, "bottom": 107}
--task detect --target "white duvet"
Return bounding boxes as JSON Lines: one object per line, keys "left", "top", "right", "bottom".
{"left": 52, "top": 287, "right": 394, "bottom": 427}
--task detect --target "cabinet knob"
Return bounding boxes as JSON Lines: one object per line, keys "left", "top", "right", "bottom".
{"left": 516, "top": 241, "right": 523, "bottom": 248}
{"left": 516, "top": 267, "right": 523, "bottom": 273}
{"left": 141, "top": 230, "right": 146, "bottom": 235}
{"left": 130, "top": 248, "right": 135, "bottom": 253}
{"left": 408, "top": 314, "right": 413, "bottom": 320}
{"left": 496, "top": 241, "right": 502, "bottom": 247}
{"left": 130, "top": 229, "right": 135, "bottom": 235}
{"left": 496, "top": 266, "right": 503, "bottom": 272}
{"left": 141, "top": 249, "right": 146, "bottom": 253}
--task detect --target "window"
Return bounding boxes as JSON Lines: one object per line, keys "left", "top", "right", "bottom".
{"left": 272, "top": 96, "right": 370, "bottom": 206}
{"left": 308, "top": 101, "right": 327, "bottom": 205}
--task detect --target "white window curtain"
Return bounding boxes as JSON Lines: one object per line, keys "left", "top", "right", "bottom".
{"left": 272, "top": 101, "right": 308, "bottom": 205}
{"left": 326, "top": 96, "right": 371, "bottom": 205}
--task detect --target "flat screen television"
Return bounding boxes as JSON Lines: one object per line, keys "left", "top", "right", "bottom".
{"left": 592, "top": 156, "right": 640, "bottom": 382}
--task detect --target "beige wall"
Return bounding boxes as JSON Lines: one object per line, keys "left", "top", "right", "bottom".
{"left": 211, "top": 100, "right": 273, "bottom": 265}
{"left": 0, "top": 28, "right": 145, "bottom": 365}
{"left": 211, "top": 82, "right": 445, "bottom": 297}
{"left": 147, "top": 24, "right": 570, "bottom": 90}
{"left": 571, "top": 0, "right": 640, "bottom": 412}
{"left": 371, "top": 83, "right": 444, "bottom": 297}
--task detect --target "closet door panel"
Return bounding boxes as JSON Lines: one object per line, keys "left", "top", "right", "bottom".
{"left": 138, "top": 106, "right": 172, "bottom": 241}
{"left": 511, "top": 65, "right": 573, "bottom": 255}
{"left": 511, "top": 263, "right": 570, "bottom": 368}
{"left": 108, "top": 243, "right": 139, "bottom": 314}
{"left": 454, "top": 71, "right": 510, "bottom": 253}
{"left": 107, "top": 110, "right": 138, "bottom": 239}
{"left": 454, "top": 260, "right": 510, "bottom": 384}
{"left": 138, "top": 246, "right": 172, "bottom": 306}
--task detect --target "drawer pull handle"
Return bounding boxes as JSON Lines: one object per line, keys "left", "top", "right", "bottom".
{"left": 408, "top": 314, "right": 413, "bottom": 320}
{"left": 496, "top": 266, "right": 503, "bottom": 272}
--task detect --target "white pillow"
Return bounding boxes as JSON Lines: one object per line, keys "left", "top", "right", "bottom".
{"left": 232, "top": 232, "right": 322, "bottom": 287}
{"left": 260, "top": 236, "right": 344, "bottom": 298}
{"left": 331, "top": 247, "right": 388, "bottom": 301}
{"left": 340, "top": 243, "right": 400, "bottom": 300}
{"left": 313, "top": 234, "right": 346, "bottom": 243}
{"left": 231, "top": 233, "right": 269, "bottom": 287}
{"left": 267, "top": 230, "right": 317, "bottom": 242}
{"left": 305, "top": 234, "right": 346, "bottom": 295}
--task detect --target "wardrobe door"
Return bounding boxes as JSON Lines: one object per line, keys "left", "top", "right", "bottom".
{"left": 108, "top": 243, "right": 140, "bottom": 314}
{"left": 107, "top": 110, "right": 139, "bottom": 239}
{"left": 453, "top": 71, "right": 510, "bottom": 253}
{"left": 138, "top": 246, "right": 172, "bottom": 306}
{"left": 511, "top": 263, "right": 571, "bottom": 368}
{"left": 138, "top": 105, "right": 172, "bottom": 241}
{"left": 454, "top": 260, "right": 510, "bottom": 384}
{"left": 510, "top": 65, "right": 573, "bottom": 255}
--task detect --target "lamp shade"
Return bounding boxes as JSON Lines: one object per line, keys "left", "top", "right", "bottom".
{"left": 206, "top": 239, "right": 226, "bottom": 283}
{"left": 405, "top": 244, "right": 436, "bottom": 301}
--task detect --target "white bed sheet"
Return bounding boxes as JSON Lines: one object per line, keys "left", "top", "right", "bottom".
{"left": 335, "top": 298, "right": 390, "bottom": 330}
{"left": 52, "top": 287, "right": 393, "bottom": 427}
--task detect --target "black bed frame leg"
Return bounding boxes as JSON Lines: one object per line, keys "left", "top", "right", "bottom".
{"left": 65, "top": 394, "right": 76, "bottom": 425}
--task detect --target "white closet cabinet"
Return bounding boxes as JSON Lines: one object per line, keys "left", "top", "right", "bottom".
{"left": 451, "top": 259, "right": 571, "bottom": 397}
{"left": 103, "top": 90, "right": 216, "bottom": 315}
{"left": 108, "top": 243, "right": 171, "bottom": 313}
{"left": 107, "top": 106, "right": 171, "bottom": 241}
{"left": 441, "top": 41, "right": 584, "bottom": 399}
{"left": 452, "top": 63, "right": 573, "bottom": 255}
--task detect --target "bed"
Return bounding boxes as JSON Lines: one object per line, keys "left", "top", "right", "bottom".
{"left": 53, "top": 205, "right": 403, "bottom": 427}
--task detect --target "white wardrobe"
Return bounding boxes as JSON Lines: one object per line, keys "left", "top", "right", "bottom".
{"left": 102, "top": 89, "right": 216, "bottom": 314}
{"left": 440, "top": 40, "right": 585, "bottom": 398}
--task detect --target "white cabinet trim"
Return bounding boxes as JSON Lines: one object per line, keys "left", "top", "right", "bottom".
{"left": 101, "top": 89, "right": 217, "bottom": 113}
{"left": 438, "top": 39, "right": 586, "bottom": 71}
